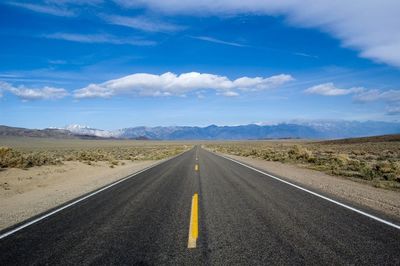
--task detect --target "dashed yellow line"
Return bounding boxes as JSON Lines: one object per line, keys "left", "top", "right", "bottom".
{"left": 195, "top": 164, "right": 199, "bottom": 171}
{"left": 188, "top": 193, "right": 199, "bottom": 248}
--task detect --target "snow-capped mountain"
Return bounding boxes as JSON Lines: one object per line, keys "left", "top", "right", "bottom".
{"left": 63, "top": 125, "right": 117, "bottom": 138}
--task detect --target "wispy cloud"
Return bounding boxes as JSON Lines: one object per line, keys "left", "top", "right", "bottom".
{"left": 305, "top": 83, "right": 400, "bottom": 103}
{"left": 354, "top": 89, "right": 400, "bottom": 103}
{"left": 129, "top": 0, "right": 400, "bottom": 68}
{"left": 189, "top": 36, "right": 247, "bottom": 47}
{"left": 7, "top": 2, "right": 75, "bottom": 17}
{"left": 386, "top": 106, "right": 400, "bottom": 116}
{"left": 293, "top": 52, "right": 318, "bottom": 59}
{"left": 48, "top": 59, "right": 68, "bottom": 65}
{"left": 74, "top": 72, "right": 294, "bottom": 98}
{"left": 102, "top": 14, "right": 183, "bottom": 33}
{"left": 43, "top": 33, "right": 156, "bottom": 46}
{"left": 46, "top": 0, "right": 104, "bottom": 5}
{"left": 304, "top": 83, "right": 363, "bottom": 96}
{"left": 0, "top": 81, "right": 69, "bottom": 100}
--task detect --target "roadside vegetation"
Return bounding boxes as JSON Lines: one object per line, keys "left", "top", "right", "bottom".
{"left": 206, "top": 136, "right": 400, "bottom": 190}
{"left": 0, "top": 137, "right": 191, "bottom": 169}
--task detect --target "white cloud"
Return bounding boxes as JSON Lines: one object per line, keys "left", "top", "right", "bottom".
{"left": 8, "top": 2, "right": 75, "bottom": 17}
{"left": 43, "top": 33, "right": 155, "bottom": 46}
{"left": 190, "top": 36, "right": 246, "bottom": 47}
{"left": 305, "top": 82, "right": 400, "bottom": 103}
{"left": 74, "top": 72, "right": 293, "bottom": 98}
{"left": 219, "top": 91, "right": 239, "bottom": 97}
{"left": 102, "top": 14, "right": 183, "bottom": 32}
{"left": 304, "top": 83, "right": 363, "bottom": 96}
{"left": 121, "top": 0, "right": 400, "bottom": 68}
{"left": 0, "top": 81, "right": 69, "bottom": 100}
{"left": 74, "top": 84, "right": 114, "bottom": 98}
{"left": 305, "top": 82, "right": 400, "bottom": 116}
{"left": 235, "top": 74, "right": 294, "bottom": 92}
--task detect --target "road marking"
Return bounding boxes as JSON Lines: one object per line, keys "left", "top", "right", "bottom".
{"left": 188, "top": 193, "right": 199, "bottom": 248}
{"left": 0, "top": 151, "right": 190, "bottom": 240}
{"left": 195, "top": 164, "right": 199, "bottom": 171}
{"left": 215, "top": 152, "right": 400, "bottom": 230}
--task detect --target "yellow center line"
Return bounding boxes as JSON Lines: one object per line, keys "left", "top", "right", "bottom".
{"left": 195, "top": 164, "right": 199, "bottom": 171}
{"left": 188, "top": 193, "right": 199, "bottom": 249}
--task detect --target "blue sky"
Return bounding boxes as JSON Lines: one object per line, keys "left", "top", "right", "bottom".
{"left": 1, "top": 0, "right": 400, "bottom": 129}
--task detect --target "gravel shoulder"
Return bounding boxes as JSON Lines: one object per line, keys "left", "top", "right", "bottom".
{"left": 0, "top": 160, "right": 160, "bottom": 230}
{"left": 218, "top": 153, "right": 400, "bottom": 221}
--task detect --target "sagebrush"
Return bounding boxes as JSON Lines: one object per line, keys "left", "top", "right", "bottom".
{"left": 0, "top": 140, "right": 190, "bottom": 169}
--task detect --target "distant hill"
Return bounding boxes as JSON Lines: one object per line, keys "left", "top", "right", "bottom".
{"left": 0, "top": 125, "right": 76, "bottom": 139}
{"left": 2, "top": 120, "right": 400, "bottom": 140}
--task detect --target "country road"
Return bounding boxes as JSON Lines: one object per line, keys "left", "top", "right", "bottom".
{"left": 0, "top": 146, "right": 399, "bottom": 265}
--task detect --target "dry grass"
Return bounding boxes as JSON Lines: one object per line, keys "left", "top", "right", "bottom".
{"left": 205, "top": 138, "right": 400, "bottom": 190}
{"left": 0, "top": 137, "right": 191, "bottom": 169}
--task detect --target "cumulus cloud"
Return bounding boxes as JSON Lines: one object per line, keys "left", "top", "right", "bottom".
{"left": 119, "top": 0, "right": 400, "bottom": 68}
{"left": 102, "top": 14, "right": 183, "bottom": 33}
{"left": 74, "top": 72, "right": 293, "bottom": 98}
{"left": 44, "top": 33, "right": 155, "bottom": 46}
{"left": 304, "top": 83, "right": 363, "bottom": 96}
{"left": 0, "top": 81, "right": 69, "bottom": 100}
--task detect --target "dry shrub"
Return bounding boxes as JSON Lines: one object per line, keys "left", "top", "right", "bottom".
{"left": 0, "top": 147, "right": 60, "bottom": 168}
{"left": 288, "top": 145, "right": 313, "bottom": 161}
{"left": 0, "top": 144, "right": 190, "bottom": 169}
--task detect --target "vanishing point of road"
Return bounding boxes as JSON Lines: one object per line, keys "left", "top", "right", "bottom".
{"left": 1, "top": 146, "right": 399, "bottom": 265}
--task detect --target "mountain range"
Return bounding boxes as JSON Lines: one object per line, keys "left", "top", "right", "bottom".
{"left": 62, "top": 120, "right": 400, "bottom": 140}
{"left": 1, "top": 120, "right": 399, "bottom": 140}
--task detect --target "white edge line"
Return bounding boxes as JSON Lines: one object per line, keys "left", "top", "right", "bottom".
{"left": 0, "top": 150, "right": 190, "bottom": 240}
{"left": 213, "top": 151, "right": 400, "bottom": 230}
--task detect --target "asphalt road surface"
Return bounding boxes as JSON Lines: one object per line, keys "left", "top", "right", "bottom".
{"left": 1, "top": 146, "right": 399, "bottom": 265}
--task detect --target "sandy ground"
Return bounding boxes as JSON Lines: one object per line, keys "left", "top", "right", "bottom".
{"left": 219, "top": 153, "right": 400, "bottom": 221}
{"left": 0, "top": 160, "right": 160, "bottom": 230}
